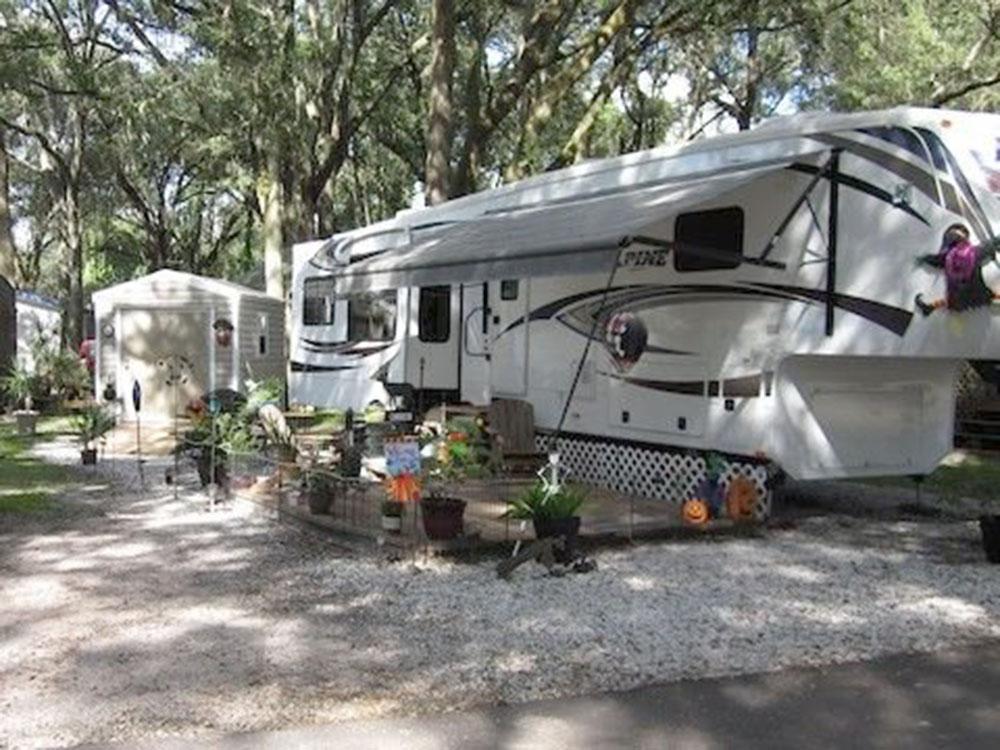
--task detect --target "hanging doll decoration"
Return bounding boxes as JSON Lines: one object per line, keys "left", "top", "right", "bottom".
{"left": 914, "top": 223, "right": 1000, "bottom": 317}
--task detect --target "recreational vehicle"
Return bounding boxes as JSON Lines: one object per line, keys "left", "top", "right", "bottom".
{"left": 290, "top": 108, "right": 1000, "bottom": 513}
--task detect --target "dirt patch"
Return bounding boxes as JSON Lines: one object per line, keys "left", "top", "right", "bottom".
{"left": 2, "top": 444, "right": 999, "bottom": 748}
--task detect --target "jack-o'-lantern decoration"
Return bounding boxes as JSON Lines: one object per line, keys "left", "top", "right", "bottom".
{"left": 681, "top": 498, "right": 710, "bottom": 527}
{"left": 213, "top": 318, "right": 234, "bottom": 348}
{"left": 726, "top": 475, "right": 757, "bottom": 521}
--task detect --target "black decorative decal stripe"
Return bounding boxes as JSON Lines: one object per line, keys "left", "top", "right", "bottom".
{"left": 508, "top": 282, "right": 913, "bottom": 341}
{"left": 290, "top": 361, "right": 359, "bottom": 373}
{"left": 301, "top": 340, "right": 393, "bottom": 357}
{"left": 606, "top": 371, "right": 769, "bottom": 398}
{"left": 751, "top": 283, "right": 913, "bottom": 336}
{"left": 606, "top": 372, "right": 705, "bottom": 395}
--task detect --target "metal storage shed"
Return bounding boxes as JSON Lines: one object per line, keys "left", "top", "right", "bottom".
{"left": 92, "top": 270, "right": 285, "bottom": 420}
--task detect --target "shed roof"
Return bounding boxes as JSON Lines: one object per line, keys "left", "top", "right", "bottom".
{"left": 92, "top": 269, "right": 279, "bottom": 305}
{"left": 16, "top": 290, "right": 61, "bottom": 310}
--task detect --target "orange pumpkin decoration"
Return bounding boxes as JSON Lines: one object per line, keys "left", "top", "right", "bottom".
{"left": 681, "top": 498, "right": 710, "bottom": 527}
{"left": 726, "top": 475, "right": 757, "bottom": 521}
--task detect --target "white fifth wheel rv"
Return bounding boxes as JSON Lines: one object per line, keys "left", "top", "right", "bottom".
{"left": 290, "top": 108, "right": 1000, "bottom": 514}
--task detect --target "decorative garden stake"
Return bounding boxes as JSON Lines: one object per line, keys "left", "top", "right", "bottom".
{"left": 208, "top": 395, "right": 221, "bottom": 507}
{"left": 159, "top": 355, "right": 192, "bottom": 501}
{"left": 132, "top": 379, "right": 144, "bottom": 491}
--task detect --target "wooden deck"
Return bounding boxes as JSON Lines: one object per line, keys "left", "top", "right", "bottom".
{"left": 231, "top": 472, "right": 697, "bottom": 553}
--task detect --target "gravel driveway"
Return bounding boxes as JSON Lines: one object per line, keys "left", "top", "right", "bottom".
{"left": 2, "top": 442, "right": 999, "bottom": 748}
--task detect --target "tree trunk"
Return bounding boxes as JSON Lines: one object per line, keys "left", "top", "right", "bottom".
{"left": 64, "top": 109, "right": 86, "bottom": 348}
{"left": 739, "top": 25, "right": 760, "bottom": 131}
{"left": 63, "top": 177, "right": 84, "bottom": 348}
{"left": 0, "top": 131, "right": 15, "bottom": 284}
{"left": 259, "top": 161, "right": 286, "bottom": 300}
{"left": 424, "top": 0, "right": 455, "bottom": 206}
{"left": 454, "top": 35, "right": 486, "bottom": 198}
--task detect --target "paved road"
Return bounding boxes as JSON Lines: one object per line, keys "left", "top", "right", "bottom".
{"left": 83, "top": 641, "right": 1000, "bottom": 750}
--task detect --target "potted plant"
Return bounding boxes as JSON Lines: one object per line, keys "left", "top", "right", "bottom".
{"left": 419, "top": 426, "right": 489, "bottom": 541}
{"left": 2, "top": 363, "right": 40, "bottom": 435}
{"left": 505, "top": 481, "right": 586, "bottom": 561}
{"left": 420, "top": 486, "right": 467, "bottom": 540}
{"left": 381, "top": 499, "right": 404, "bottom": 532}
{"left": 72, "top": 403, "right": 115, "bottom": 465}
{"left": 182, "top": 412, "right": 256, "bottom": 489}
{"left": 305, "top": 470, "right": 338, "bottom": 514}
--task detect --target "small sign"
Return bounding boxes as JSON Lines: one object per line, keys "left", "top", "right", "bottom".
{"left": 132, "top": 380, "right": 142, "bottom": 413}
{"left": 384, "top": 438, "right": 421, "bottom": 503}
{"left": 385, "top": 438, "right": 421, "bottom": 477}
{"left": 388, "top": 410, "right": 414, "bottom": 424}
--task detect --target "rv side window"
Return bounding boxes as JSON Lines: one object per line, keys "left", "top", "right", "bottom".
{"left": 500, "top": 280, "right": 519, "bottom": 300}
{"left": 418, "top": 286, "right": 450, "bottom": 343}
{"left": 347, "top": 291, "right": 397, "bottom": 342}
{"left": 674, "top": 207, "right": 744, "bottom": 271}
{"left": 303, "top": 277, "right": 335, "bottom": 326}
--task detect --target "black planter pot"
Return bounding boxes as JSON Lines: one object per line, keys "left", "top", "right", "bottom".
{"left": 420, "top": 497, "right": 466, "bottom": 540}
{"left": 81, "top": 448, "right": 98, "bottom": 466}
{"left": 980, "top": 514, "right": 1000, "bottom": 564}
{"left": 533, "top": 516, "right": 581, "bottom": 563}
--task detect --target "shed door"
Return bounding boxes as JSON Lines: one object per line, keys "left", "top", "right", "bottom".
{"left": 120, "top": 309, "right": 210, "bottom": 419}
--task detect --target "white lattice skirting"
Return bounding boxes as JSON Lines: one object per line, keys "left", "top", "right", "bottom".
{"left": 536, "top": 431, "right": 772, "bottom": 519}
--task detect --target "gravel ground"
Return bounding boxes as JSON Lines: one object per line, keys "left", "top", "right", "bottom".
{"left": 2, "top": 439, "right": 999, "bottom": 749}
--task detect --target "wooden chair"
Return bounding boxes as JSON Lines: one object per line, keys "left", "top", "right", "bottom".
{"left": 487, "top": 399, "right": 547, "bottom": 475}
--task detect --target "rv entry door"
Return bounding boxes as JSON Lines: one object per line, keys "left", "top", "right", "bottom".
{"left": 490, "top": 279, "right": 529, "bottom": 396}
{"left": 460, "top": 283, "right": 491, "bottom": 405}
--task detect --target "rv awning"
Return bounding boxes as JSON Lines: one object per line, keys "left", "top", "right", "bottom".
{"left": 329, "top": 161, "right": 802, "bottom": 293}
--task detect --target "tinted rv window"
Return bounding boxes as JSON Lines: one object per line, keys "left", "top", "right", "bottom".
{"left": 419, "top": 286, "right": 450, "bottom": 343}
{"left": 348, "top": 291, "right": 397, "bottom": 341}
{"left": 303, "top": 277, "right": 334, "bottom": 326}
{"left": 914, "top": 127, "right": 950, "bottom": 172}
{"left": 857, "top": 127, "right": 930, "bottom": 164}
{"left": 674, "top": 207, "right": 744, "bottom": 271}
{"left": 500, "top": 280, "right": 519, "bottom": 300}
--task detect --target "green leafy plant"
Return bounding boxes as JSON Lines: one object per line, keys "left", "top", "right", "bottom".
{"left": 306, "top": 470, "right": 340, "bottom": 495}
{"left": 1, "top": 362, "right": 38, "bottom": 411}
{"left": 505, "top": 481, "right": 586, "bottom": 521}
{"left": 33, "top": 343, "right": 90, "bottom": 404}
{"left": 72, "top": 404, "right": 116, "bottom": 448}
{"left": 242, "top": 376, "right": 284, "bottom": 417}
{"left": 183, "top": 412, "right": 258, "bottom": 461}
{"left": 425, "top": 416, "right": 495, "bottom": 492}
{"left": 704, "top": 451, "right": 727, "bottom": 481}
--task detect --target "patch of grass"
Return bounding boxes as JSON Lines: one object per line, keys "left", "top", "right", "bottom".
{"left": 0, "top": 418, "right": 80, "bottom": 514}
{"left": 0, "top": 492, "right": 54, "bottom": 513}
{"left": 860, "top": 453, "right": 1000, "bottom": 505}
